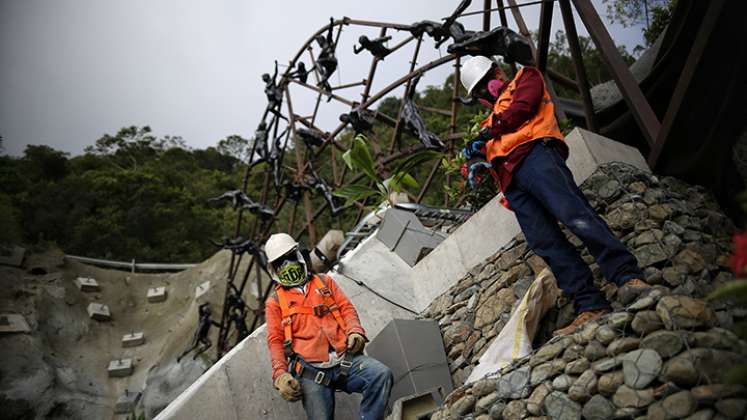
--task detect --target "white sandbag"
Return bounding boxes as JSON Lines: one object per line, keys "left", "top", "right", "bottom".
{"left": 466, "top": 268, "right": 560, "bottom": 383}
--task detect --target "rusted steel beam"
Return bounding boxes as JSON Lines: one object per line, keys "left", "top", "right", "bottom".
{"left": 416, "top": 104, "right": 453, "bottom": 117}
{"left": 536, "top": 0, "right": 554, "bottom": 72}
{"left": 495, "top": 0, "right": 518, "bottom": 74}
{"left": 284, "top": 87, "right": 316, "bottom": 244}
{"left": 417, "top": 160, "right": 441, "bottom": 204}
{"left": 361, "top": 28, "right": 387, "bottom": 103}
{"left": 647, "top": 0, "right": 724, "bottom": 167}
{"left": 483, "top": 0, "right": 492, "bottom": 30}
{"left": 507, "top": 0, "right": 567, "bottom": 121}
{"left": 387, "top": 35, "right": 416, "bottom": 55}
{"left": 547, "top": 69, "right": 578, "bottom": 91}
{"left": 389, "top": 36, "right": 424, "bottom": 153}
{"left": 458, "top": 0, "right": 552, "bottom": 18}
{"left": 331, "top": 79, "right": 368, "bottom": 91}
{"left": 572, "top": 0, "right": 660, "bottom": 146}
{"left": 343, "top": 18, "right": 413, "bottom": 31}
{"left": 290, "top": 79, "right": 356, "bottom": 106}
{"left": 446, "top": 57, "right": 461, "bottom": 207}
{"left": 558, "top": 0, "right": 597, "bottom": 131}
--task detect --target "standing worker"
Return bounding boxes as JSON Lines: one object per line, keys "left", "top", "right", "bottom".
{"left": 459, "top": 56, "right": 650, "bottom": 336}
{"left": 264, "top": 233, "right": 393, "bottom": 420}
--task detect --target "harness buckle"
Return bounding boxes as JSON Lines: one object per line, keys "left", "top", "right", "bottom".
{"left": 313, "top": 304, "right": 329, "bottom": 317}
{"left": 340, "top": 360, "right": 353, "bottom": 369}
{"left": 318, "top": 287, "right": 332, "bottom": 297}
{"left": 314, "top": 371, "right": 325, "bottom": 384}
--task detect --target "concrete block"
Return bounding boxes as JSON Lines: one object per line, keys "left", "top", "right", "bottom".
{"left": 108, "top": 358, "right": 134, "bottom": 377}
{"left": 409, "top": 128, "right": 649, "bottom": 313}
{"left": 0, "top": 313, "right": 31, "bottom": 334}
{"left": 74, "top": 276, "right": 100, "bottom": 292}
{"left": 114, "top": 390, "right": 141, "bottom": 414}
{"left": 0, "top": 245, "right": 25, "bottom": 267}
{"left": 122, "top": 332, "right": 145, "bottom": 348}
{"left": 377, "top": 208, "right": 446, "bottom": 266}
{"left": 195, "top": 281, "right": 213, "bottom": 304}
{"left": 147, "top": 286, "right": 167, "bottom": 303}
{"left": 87, "top": 303, "right": 111, "bottom": 321}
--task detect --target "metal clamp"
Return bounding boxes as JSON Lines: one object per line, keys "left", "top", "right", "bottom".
{"left": 339, "top": 359, "right": 353, "bottom": 369}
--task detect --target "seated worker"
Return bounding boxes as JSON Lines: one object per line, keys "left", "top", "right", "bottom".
{"left": 264, "top": 233, "right": 393, "bottom": 420}
{"left": 459, "top": 56, "right": 650, "bottom": 336}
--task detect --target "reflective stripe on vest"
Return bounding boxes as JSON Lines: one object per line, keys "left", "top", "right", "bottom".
{"left": 275, "top": 275, "right": 348, "bottom": 356}
{"left": 482, "top": 67, "right": 564, "bottom": 162}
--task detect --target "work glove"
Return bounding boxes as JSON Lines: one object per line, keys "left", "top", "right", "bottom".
{"left": 275, "top": 372, "right": 302, "bottom": 402}
{"left": 462, "top": 127, "right": 492, "bottom": 160}
{"left": 347, "top": 332, "right": 366, "bottom": 354}
{"left": 468, "top": 161, "right": 493, "bottom": 189}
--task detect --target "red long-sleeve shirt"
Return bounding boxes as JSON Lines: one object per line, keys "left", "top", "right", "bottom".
{"left": 483, "top": 67, "right": 567, "bottom": 193}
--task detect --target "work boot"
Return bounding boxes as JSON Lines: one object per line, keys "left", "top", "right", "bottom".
{"left": 617, "top": 278, "right": 652, "bottom": 305}
{"left": 552, "top": 309, "right": 611, "bottom": 337}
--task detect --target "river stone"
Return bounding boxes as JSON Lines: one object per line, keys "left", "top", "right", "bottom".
{"left": 662, "top": 348, "right": 744, "bottom": 387}
{"left": 656, "top": 295, "right": 717, "bottom": 330}
{"left": 621, "top": 349, "right": 662, "bottom": 389}
{"left": 476, "top": 392, "right": 499, "bottom": 413}
{"left": 631, "top": 310, "right": 663, "bottom": 334}
{"left": 595, "top": 325, "right": 617, "bottom": 345}
{"left": 473, "top": 377, "right": 498, "bottom": 398}
{"left": 544, "top": 391, "right": 581, "bottom": 420}
{"left": 581, "top": 395, "right": 615, "bottom": 420}
{"left": 452, "top": 395, "right": 476, "bottom": 416}
{"left": 531, "top": 360, "right": 566, "bottom": 385}
{"left": 597, "top": 370, "right": 624, "bottom": 396}
{"left": 607, "top": 312, "right": 634, "bottom": 330}
{"left": 568, "top": 370, "right": 597, "bottom": 402}
{"left": 565, "top": 358, "right": 590, "bottom": 375}
{"left": 634, "top": 243, "right": 668, "bottom": 267}
{"left": 691, "top": 384, "right": 746, "bottom": 404}
{"left": 715, "top": 398, "right": 747, "bottom": 419}
{"left": 691, "top": 328, "right": 740, "bottom": 350}
{"left": 640, "top": 330, "right": 684, "bottom": 358}
{"left": 673, "top": 249, "right": 706, "bottom": 273}
{"left": 628, "top": 295, "right": 657, "bottom": 311}
{"left": 552, "top": 374, "right": 574, "bottom": 392}
{"left": 584, "top": 341, "right": 607, "bottom": 362}
{"left": 607, "top": 337, "right": 640, "bottom": 356}
{"left": 652, "top": 390, "right": 697, "bottom": 420}
{"left": 683, "top": 409, "right": 716, "bottom": 420}
{"left": 502, "top": 400, "right": 527, "bottom": 419}
{"left": 475, "top": 288, "right": 516, "bottom": 328}
{"left": 612, "top": 385, "right": 654, "bottom": 408}
{"left": 563, "top": 344, "right": 585, "bottom": 362}
{"left": 496, "top": 366, "right": 531, "bottom": 399}
{"left": 527, "top": 383, "right": 551, "bottom": 415}
{"left": 531, "top": 338, "right": 572, "bottom": 366}
{"left": 591, "top": 357, "right": 620, "bottom": 373}
{"left": 489, "top": 401, "right": 506, "bottom": 419}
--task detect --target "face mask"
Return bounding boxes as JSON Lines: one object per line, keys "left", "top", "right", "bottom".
{"left": 277, "top": 261, "right": 306, "bottom": 287}
{"left": 487, "top": 79, "right": 505, "bottom": 98}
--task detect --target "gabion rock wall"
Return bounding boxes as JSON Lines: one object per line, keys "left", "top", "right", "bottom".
{"left": 421, "top": 163, "right": 746, "bottom": 419}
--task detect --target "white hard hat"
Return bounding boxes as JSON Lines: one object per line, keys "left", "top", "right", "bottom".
{"left": 460, "top": 56, "right": 495, "bottom": 95}
{"left": 265, "top": 233, "right": 298, "bottom": 263}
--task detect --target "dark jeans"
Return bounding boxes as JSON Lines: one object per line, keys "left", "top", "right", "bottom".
{"left": 504, "top": 140, "right": 643, "bottom": 313}
{"left": 298, "top": 354, "right": 393, "bottom": 420}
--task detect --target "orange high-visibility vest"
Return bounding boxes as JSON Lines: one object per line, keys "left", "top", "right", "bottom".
{"left": 482, "top": 67, "right": 564, "bottom": 162}
{"left": 274, "top": 275, "right": 348, "bottom": 357}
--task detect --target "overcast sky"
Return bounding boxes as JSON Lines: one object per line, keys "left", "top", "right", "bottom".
{"left": 0, "top": 0, "right": 644, "bottom": 157}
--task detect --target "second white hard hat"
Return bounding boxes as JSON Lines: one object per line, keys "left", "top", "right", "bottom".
{"left": 265, "top": 233, "right": 299, "bottom": 263}
{"left": 460, "top": 56, "right": 495, "bottom": 96}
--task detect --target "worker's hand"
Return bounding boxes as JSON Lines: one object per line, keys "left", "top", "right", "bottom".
{"left": 275, "top": 372, "right": 302, "bottom": 402}
{"left": 468, "top": 161, "right": 493, "bottom": 189}
{"left": 463, "top": 127, "right": 492, "bottom": 160}
{"left": 347, "top": 332, "right": 366, "bottom": 354}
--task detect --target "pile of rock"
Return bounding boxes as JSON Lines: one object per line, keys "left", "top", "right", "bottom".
{"left": 430, "top": 292, "right": 747, "bottom": 419}
{"left": 420, "top": 163, "right": 746, "bottom": 419}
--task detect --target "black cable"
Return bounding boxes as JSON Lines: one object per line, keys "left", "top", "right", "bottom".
{"left": 332, "top": 269, "right": 419, "bottom": 315}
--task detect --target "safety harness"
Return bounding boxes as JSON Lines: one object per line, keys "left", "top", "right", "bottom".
{"left": 275, "top": 275, "right": 354, "bottom": 388}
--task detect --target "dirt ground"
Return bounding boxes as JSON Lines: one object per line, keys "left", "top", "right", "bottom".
{"left": 0, "top": 247, "right": 269, "bottom": 420}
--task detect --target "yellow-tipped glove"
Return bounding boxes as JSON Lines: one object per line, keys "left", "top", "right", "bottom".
{"left": 347, "top": 332, "right": 366, "bottom": 354}
{"left": 275, "top": 372, "right": 302, "bottom": 401}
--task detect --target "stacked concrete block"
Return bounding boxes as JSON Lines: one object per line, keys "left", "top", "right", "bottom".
{"left": 114, "top": 390, "right": 141, "bottom": 414}
{"left": 107, "top": 358, "right": 134, "bottom": 377}
{"left": 74, "top": 276, "right": 100, "bottom": 292}
{"left": 87, "top": 303, "right": 111, "bottom": 321}
{"left": 122, "top": 332, "right": 145, "bottom": 348}
{"left": 0, "top": 313, "right": 31, "bottom": 334}
{"left": 147, "top": 286, "right": 167, "bottom": 303}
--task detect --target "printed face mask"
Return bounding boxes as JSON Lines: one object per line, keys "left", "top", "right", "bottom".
{"left": 277, "top": 261, "right": 306, "bottom": 287}
{"left": 487, "top": 79, "right": 505, "bottom": 98}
